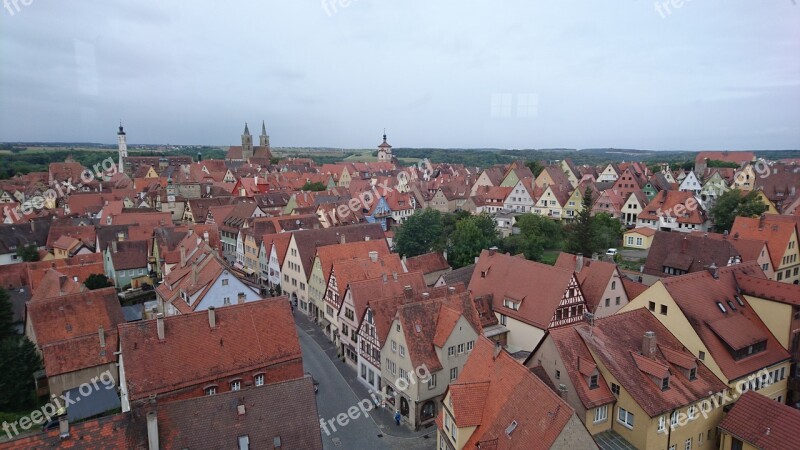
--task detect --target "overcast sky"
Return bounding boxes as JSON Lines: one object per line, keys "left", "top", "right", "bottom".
{"left": 1, "top": 1, "right": 798, "bottom": 150}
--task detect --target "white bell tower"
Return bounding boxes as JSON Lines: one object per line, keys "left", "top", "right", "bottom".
{"left": 117, "top": 122, "right": 128, "bottom": 174}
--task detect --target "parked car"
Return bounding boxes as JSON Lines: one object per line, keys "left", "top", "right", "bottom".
{"left": 605, "top": 248, "right": 618, "bottom": 256}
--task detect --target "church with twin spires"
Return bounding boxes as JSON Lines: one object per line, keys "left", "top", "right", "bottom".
{"left": 226, "top": 121, "right": 273, "bottom": 163}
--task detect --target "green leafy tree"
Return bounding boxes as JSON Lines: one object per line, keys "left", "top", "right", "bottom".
{"left": 711, "top": 189, "right": 768, "bottom": 233}
{"left": 16, "top": 244, "right": 40, "bottom": 262}
{"left": 565, "top": 187, "right": 596, "bottom": 257}
{"left": 707, "top": 160, "right": 740, "bottom": 169}
{"left": 0, "top": 336, "right": 42, "bottom": 410}
{"left": 448, "top": 214, "right": 498, "bottom": 268}
{"left": 591, "top": 213, "right": 624, "bottom": 254}
{"left": 301, "top": 181, "right": 327, "bottom": 192}
{"left": 526, "top": 160, "right": 545, "bottom": 177}
{"left": 500, "top": 214, "right": 565, "bottom": 261}
{"left": 395, "top": 208, "right": 444, "bottom": 257}
{"left": 84, "top": 274, "right": 113, "bottom": 290}
{"left": 0, "top": 288, "right": 14, "bottom": 340}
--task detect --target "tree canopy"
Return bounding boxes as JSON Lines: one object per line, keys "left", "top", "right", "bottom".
{"left": 301, "top": 181, "right": 327, "bottom": 192}
{"left": 711, "top": 189, "right": 768, "bottom": 233}
{"left": 448, "top": 214, "right": 498, "bottom": 268}
{"left": 84, "top": 274, "right": 113, "bottom": 290}
{"left": 16, "top": 244, "right": 40, "bottom": 262}
{"left": 394, "top": 208, "right": 444, "bottom": 257}
{"left": 0, "top": 288, "right": 14, "bottom": 340}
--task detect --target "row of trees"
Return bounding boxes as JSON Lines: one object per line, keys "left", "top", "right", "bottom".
{"left": 395, "top": 189, "right": 623, "bottom": 268}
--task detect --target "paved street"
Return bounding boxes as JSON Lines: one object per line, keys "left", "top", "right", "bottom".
{"left": 295, "top": 313, "right": 436, "bottom": 450}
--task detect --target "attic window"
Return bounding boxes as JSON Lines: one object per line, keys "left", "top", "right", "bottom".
{"left": 716, "top": 302, "right": 727, "bottom": 314}
{"left": 726, "top": 301, "right": 737, "bottom": 312}
{"left": 505, "top": 420, "right": 518, "bottom": 437}
{"left": 481, "top": 271, "right": 486, "bottom": 278}
{"left": 688, "top": 367, "right": 697, "bottom": 381}
{"left": 734, "top": 295, "right": 745, "bottom": 307}
{"left": 661, "top": 376, "right": 670, "bottom": 391}
{"left": 589, "top": 374, "right": 599, "bottom": 389}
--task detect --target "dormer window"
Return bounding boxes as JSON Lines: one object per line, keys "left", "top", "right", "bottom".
{"left": 688, "top": 367, "right": 697, "bottom": 381}
{"left": 661, "top": 376, "right": 670, "bottom": 391}
{"left": 589, "top": 374, "right": 599, "bottom": 389}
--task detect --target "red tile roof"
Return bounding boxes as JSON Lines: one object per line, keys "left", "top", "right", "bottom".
{"left": 1, "top": 412, "right": 145, "bottom": 449}
{"left": 554, "top": 253, "right": 620, "bottom": 312}
{"left": 41, "top": 329, "right": 118, "bottom": 377}
{"left": 644, "top": 231, "right": 741, "bottom": 277}
{"left": 118, "top": 298, "right": 301, "bottom": 402}
{"left": 448, "top": 381, "right": 489, "bottom": 427}
{"left": 695, "top": 151, "right": 755, "bottom": 165}
{"left": 734, "top": 272, "right": 800, "bottom": 306}
{"left": 577, "top": 309, "right": 727, "bottom": 417}
{"left": 469, "top": 250, "right": 582, "bottom": 329}
{"left": 27, "top": 287, "right": 124, "bottom": 347}
{"left": 622, "top": 278, "right": 649, "bottom": 301}
{"left": 315, "top": 239, "right": 391, "bottom": 284}
{"left": 731, "top": 215, "right": 798, "bottom": 270}
{"left": 538, "top": 326, "right": 617, "bottom": 410}
{"left": 446, "top": 336, "right": 577, "bottom": 449}
{"left": 397, "top": 291, "right": 482, "bottom": 373}
{"left": 157, "top": 377, "right": 323, "bottom": 450}
{"left": 717, "top": 391, "right": 800, "bottom": 450}
{"left": 657, "top": 262, "right": 791, "bottom": 382}
{"left": 405, "top": 252, "right": 450, "bottom": 275}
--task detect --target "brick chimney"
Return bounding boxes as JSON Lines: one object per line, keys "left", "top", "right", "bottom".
{"left": 558, "top": 384, "right": 568, "bottom": 400}
{"left": 208, "top": 306, "right": 216, "bottom": 329}
{"left": 112, "top": 240, "right": 118, "bottom": 253}
{"left": 642, "top": 331, "right": 656, "bottom": 357}
{"left": 146, "top": 411, "right": 159, "bottom": 450}
{"left": 403, "top": 285, "right": 413, "bottom": 300}
{"left": 575, "top": 254, "right": 584, "bottom": 273}
{"left": 180, "top": 244, "right": 186, "bottom": 267}
{"left": 98, "top": 326, "right": 105, "bottom": 349}
{"left": 493, "top": 341, "right": 503, "bottom": 360}
{"left": 58, "top": 416, "right": 69, "bottom": 439}
{"left": 681, "top": 236, "right": 688, "bottom": 253}
{"left": 758, "top": 213, "right": 765, "bottom": 230}
{"left": 708, "top": 263, "right": 719, "bottom": 279}
{"left": 156, "top": 313, "right": 165, "bottom": 341}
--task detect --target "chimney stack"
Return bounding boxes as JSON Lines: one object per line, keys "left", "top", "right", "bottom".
{"left": 392, "top": 271, "right": 397, "bottom": 281}
{"left": 208, "top": 306, "right": 216, "bottom": 329}
{"left": 422, "top": 292, "right": 430, "bottom": 300}
{"left": 575, "top": 254, "right": 584, "bottom": 273}
{"left": 112, "top": 240, "right": 118, "bottom": 253}
{"left": 369, "top": 251, "right": 378, "bottom": 262}
{"left": 192, "top": 263, "right": 199, "bottom": 285}
{"left": 493, "top": 341, "right": 502, "bottom": 359}
{"left": 146, "top": 411, "right": 159, "bottom": 450}
{"left": 708, "top": 263, "right": 719, "bottom": 279}
{"left": 339, "top": 234, "right": 346, "bottom": 245}
{"left": 180, "top": 244, "right": 186, "bottom": 267}
{"left": 98, "top": 326, "right": 105, "bottom": 348}
{"left": 382, "top": 273, "right": 388, "bottom": 283}
{"left": 558, "top": 384, "right": 568, "bottom": 400}
{"left": 403, "top": 285, "right": 413, "bottom": 300}
{"left": 156, "top": 313, "right": 165, "bottom": 341}
{"left": 681, "top": 236, "right": 688, "bottom": 253}
{"left": 642, "top": 331, "right": 656, "bottom": 357}
{"left": 758, "top": 213, "right": 765, "bottom": 230}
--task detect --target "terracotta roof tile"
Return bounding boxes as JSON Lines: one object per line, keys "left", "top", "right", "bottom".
{"left": 717, "top": 391, "right": 800, "bottom": 450}
{"left": 731, "top": 215, "right": 798, "bottom": 270}
{"left": 448, "top": 336, "right": 577, "bottom": 449}
{"left": 28, "top": 287, "right": 124, "bottom": 347}
{"left": 657, "top": 262, "right": 791, "bottom": 381}
{"left": 734, "top": 272, "right": 800, "bottom": 306}
{"left": 577, "top": 309, "right": 727, "bottom": 417}
{"left": 118, "top": 298, "right": 302, "bottom": 402}
{"left": 405, "top": 252, "right": 450, "bottom": 275}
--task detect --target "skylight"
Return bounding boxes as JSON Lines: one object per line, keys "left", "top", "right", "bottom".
{"left": 716, "top": 302, "right": 727, "bottom": 313}
{"left": 505, "top": 420, "right": 518, "bottom": 437}
{"left": 735, "top": 295, "right": 745, "bottom": 307}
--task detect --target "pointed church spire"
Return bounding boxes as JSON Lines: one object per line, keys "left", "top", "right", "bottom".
{"left": 383, "top": 128, "right": 387, "bottom": 143}
{"left": 261, "top": 120, "right": 267, "bottom": 136}
{"left": 244, "top": 122, "right": 250, "bottom": 135}
{"left": 118, "top": 120, "right": 125, "bottom": 135}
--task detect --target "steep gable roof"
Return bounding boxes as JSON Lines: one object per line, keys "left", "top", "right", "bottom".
{"left": 731, "top": 215, "right": 798, "bottom": 269}
{"left": 447, "top": 336, "right": 577, "bottom": 449}
{"left": 469, "top": 250, "right": 578, "bottom": 329}
{"left": 118, "top": 298, "right": 301, "bottom": 401}
{"left": 405, "top": 252, "right": 450, "bottom": 275}
{"left": 718, "top": 391, "right": 800, "bottom": 450}
{"left": 28, "top": 287, "right": 124, "bottom": 346}
{"left": 554, "top": 253, "right": 620, "bottom": 312}
{"left": 577, "top": 309, "right": 727, "bottom": 417}
{"left": 657, "top": 262, "right": 791, "bottom": 381}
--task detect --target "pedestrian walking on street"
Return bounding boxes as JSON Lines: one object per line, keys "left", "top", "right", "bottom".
{"left": 394, "top": 410, "right": 401, "bottom": 426}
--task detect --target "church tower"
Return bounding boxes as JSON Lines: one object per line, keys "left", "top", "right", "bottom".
{"left": 117, "top": 122, "right": 128, "bottom": 174}
{"left": 241, "top": 122, "right": 253, "bottom": 159}
{"left": 259, "top": 120, "right": 270, "bottom": 150}
{"left": 377, "top": 130, "right": 392, "bottom": 162}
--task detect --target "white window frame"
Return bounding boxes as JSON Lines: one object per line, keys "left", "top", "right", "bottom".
{"left": 594, "top": 405, "right": 608, "bottom": 423}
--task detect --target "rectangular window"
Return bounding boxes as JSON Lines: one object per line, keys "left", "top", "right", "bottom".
{"left": 392, "top": 340, "right": 397, "bottom": 353}
{"left": 457, "top": 343, "right": 465, "bottom": 354}
{"left": 231, "top": 380, "right": 241, "bottom": 391}
{"left": 649, "top": 301, "right": 656, "bottom": 312}
{"left": 658, "top": 416, "right": 666, "bottom": 433}
{"left": 466, "top": 341, "right": 474, "bottom": 351}
{"left": 660, "top": 304, "right": 668, "bottom": 315}
{"left": 450, "top": 367, "right": 458, "bottom": 380}
{"left": 617, "top": 407, "right": 634, "bottom": 429}
{"left": 254, "top": 374, "right": 264, "bottom": 386}
{"left": 594, "top": 405, "right": 608, "bottom": 423}
{"left": 428, "top": 373, "right": 437, "bottom": 389}
{"left": 399, "top": 345, "right": 406, "bottom": 357}
{"left": 685, "top": 438, "right": 692, "bottom": 450}
{"left": 611, "top": 383, "right": 620, "bottom": 395}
